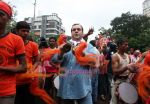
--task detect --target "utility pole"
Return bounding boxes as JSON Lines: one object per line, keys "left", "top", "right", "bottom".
{"left": 33, "top": 0, "right": 36, "bottom": 20}
{"left": 31, "top": 0, "right": 37, "bottom": 41}
{"left": 32, "top": 0, "right": 36, "bottom": 34}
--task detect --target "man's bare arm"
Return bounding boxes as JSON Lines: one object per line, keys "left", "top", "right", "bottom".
{"left": 83, "top": 28, "right": 94, "bottom": 42}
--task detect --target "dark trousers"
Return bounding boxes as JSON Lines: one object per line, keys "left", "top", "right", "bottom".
{"left": 15, "top": 84, "right": 36, "bottom": 104}
{"left": 98, "top": 73, "right": 112, "bottom": 100}
{"left": 44, "top": 76, "right": 54, "bottom": 96}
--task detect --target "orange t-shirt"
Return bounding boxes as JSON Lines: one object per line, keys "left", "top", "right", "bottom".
{"left": 25, "top": 41, "right": 38, "bottom": 64}
{"left": 16, "top": 41, "right": 38, "bottom": 85}
{"left": 0, "top": 33, "right": 25, "bottom": 96}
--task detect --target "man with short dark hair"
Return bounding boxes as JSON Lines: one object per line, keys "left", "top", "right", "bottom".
{"left": 0, "top": 1, "right": 27, "bottom": 104}
{"left": 110, "top": 37, "right": 138, "bottom": 104}
{"left": 15, "top": 21, "right": 39, "bottom": 104}
{"left": 16, "top": 21, "right": 38, "bottom": 68}
{"left": 49, "top": 36, "right": 57, "bottom": 49}
{"left": 51, "top": 23, "right": 99, "bottom": 104}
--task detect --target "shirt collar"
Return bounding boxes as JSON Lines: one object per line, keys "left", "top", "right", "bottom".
{"left": 70, "top": 39, "right": 85, "bottom": 46}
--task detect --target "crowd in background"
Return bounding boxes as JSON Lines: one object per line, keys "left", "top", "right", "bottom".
{"left": 0, "top": 1, "right": 150, "bottom": 104}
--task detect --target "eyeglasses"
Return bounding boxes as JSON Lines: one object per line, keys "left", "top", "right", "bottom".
{"left": 72, "top": 28, "right": 82, "bottom": 31}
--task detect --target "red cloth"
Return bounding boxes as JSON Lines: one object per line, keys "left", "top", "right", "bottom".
{"left": 144, "top": 51, "right": 150, "bottom": 66}
{"left": 0, "top": 1, "right": 12, "bottom": 17}
{"left": 42, "top": 48, "right": 58, "bottom": 73}
{"left": 44, "top": 65, "right": 58, "bottom": 73}
{"left": 146, "top": 97, "right": 150, "bottom": 104}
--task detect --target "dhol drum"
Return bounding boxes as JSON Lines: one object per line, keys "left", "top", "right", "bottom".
{"left": 53, "top": 76, "right": 60, "bottom": 90}
{"left": 118, "top": 82, "right": 138, "bottom": 104}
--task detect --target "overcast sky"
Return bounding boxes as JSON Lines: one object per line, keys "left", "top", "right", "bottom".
{"left": 4, "top": 0, "right": 145, "bottom": 40}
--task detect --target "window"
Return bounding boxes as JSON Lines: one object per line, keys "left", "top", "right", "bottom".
{"left": 38, "top": 25, "right": 41, "bottom": 29}
{"left": 34, "top": 30, "right": 40, "bottom": 33}
{"left": 46, "top": 30, "right": 51, "bottom": 33}
{"left": 46, "top": 25, "right": 54, "bottom": 28}
{"left": 56, "top": 26, "right": 59, "bottom": 30}
{"left": 50, "top": 30, "right": 55, "bottom": 33}
{"left": 49, "top": 21, "right": 55, "bottom": 28}
{"left": 32, "top": 26, "right": 37, "bottom": 29}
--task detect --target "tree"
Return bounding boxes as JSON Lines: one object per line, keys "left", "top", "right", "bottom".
{"left": 128, "top": 29, "right": 150, "bottom": 52}
{"left": 6, "top": 2, "right": 17, "bottom": 33}
{"left": 110, "top": 12, "right": 150, "bottom": 37}
{"left": 98, "top": 27, "right": 112, "bottom": 36}
{"left": 110, "top": 12, "right": 150, "bottom": 52}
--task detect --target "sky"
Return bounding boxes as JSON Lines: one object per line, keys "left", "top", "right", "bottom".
{"left": 4, "top": 0, "right": 145, "bottom": 40}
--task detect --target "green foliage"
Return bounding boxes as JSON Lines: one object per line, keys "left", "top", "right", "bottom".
{"left": 111, "top": 12, "right": 150, "bottom": 37}
{"left": 28, "top": 31, "right": 39, "bottom": 43}
{"left": 6, "top": 2, "right": 17, "bottom": 32}
{"left": 98, "top": 27, "right": 112, "bottom": 36}
{"left": 128, "top": 33, "right": 150, "bottom": 52}
{"left": 110, "top": 12, "right": 150, "bottom": 52}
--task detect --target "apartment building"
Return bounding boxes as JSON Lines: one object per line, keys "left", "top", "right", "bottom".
{"left": 25, "top": 13, "right": 65, "bottom": 39}
{"left": 143, "top": 0, "right": 150, "bottom": 17}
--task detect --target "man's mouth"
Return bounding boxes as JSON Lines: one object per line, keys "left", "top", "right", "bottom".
{"left": 74, "top": 34, "right": 80, "bottom": 38}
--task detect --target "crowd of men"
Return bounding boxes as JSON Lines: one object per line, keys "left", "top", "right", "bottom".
{"left": 0, "top": 1, "right": 150, "bottom": 104}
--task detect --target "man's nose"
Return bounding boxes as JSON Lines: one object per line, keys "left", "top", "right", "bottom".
{"left": 75, "top": 30, "right": 79, "bottom": 32}
{"left": 24, "top": 31, "right": 29, "bottom": 35}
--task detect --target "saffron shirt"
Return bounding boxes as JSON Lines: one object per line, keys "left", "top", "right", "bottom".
{"left": 0, "top": 33, "right": 25, "bottom": 96}
{"left": 16, "top": 41, "right": 38, "bottom": 85}
{"left": 25, "top": 41, "right": 38, "bottom": 65}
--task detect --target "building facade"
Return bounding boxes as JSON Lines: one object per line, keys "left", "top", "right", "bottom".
{"left": 143, "top": 0, "right": 150, "bottom": 17}
{"left": 25, "top": 13, "right": 65, "bottom": 38}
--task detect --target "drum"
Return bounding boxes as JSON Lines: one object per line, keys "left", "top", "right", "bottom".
{"left": 118, "top": 82, "right": 138, "bottom": 104}
{"left": 53, "top": 76, "right": 59, "bottom": 90}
